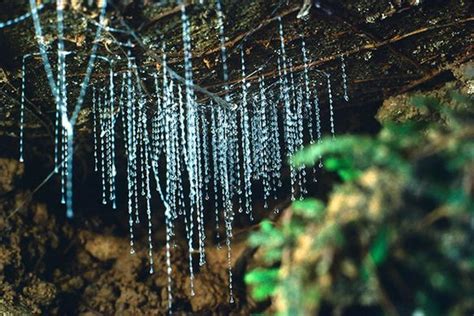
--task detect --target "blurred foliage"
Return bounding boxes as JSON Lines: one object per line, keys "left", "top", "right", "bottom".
{"left": 246, "top": 88, "right": 474, "bottom": 315}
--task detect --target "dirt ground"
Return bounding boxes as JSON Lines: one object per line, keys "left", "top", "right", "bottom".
{"left": 0, "top": 158, "right": 256, "bottom": 315}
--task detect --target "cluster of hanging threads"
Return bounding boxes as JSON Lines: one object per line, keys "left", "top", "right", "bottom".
{"left": 26, "top": 0, "right": 108, "bottom": 218}
{"left": 15, "top": 2, "right": 354, "bottom": 312}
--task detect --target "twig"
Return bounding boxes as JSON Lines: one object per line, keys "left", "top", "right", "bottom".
{"left": 6, "top": 168, "right": 56, "bottom": 221}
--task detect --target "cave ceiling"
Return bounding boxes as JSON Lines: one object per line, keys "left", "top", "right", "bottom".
{"left": 0, "top": 0, "right": 472, "bottom": 151}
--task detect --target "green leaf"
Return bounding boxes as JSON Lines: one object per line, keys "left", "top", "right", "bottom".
{"left": 260, "top": 219, "right": 274, "bottom": 233}
{"left": 338, "top": 168, "right": 361, "bottom": 181}
{"left": 245, "top": 268, "right": 276, "bottom": 284}
{"left": 369, "top": 227, "right": 390, "bottom": 266}
{"left": 324, "top": 157, "right": 361, "bottom": 181}
{"left": 252, "top": 283, "right": 277, "bottom": 301}
{"left": 292, "top": 198, "right": 325, "bottom": 219}
{"left": 325, "top": 157, "right": 344, "bottom": 170}
{"left": 249, "top": 220, "right": 285, "bottom": 248}
{"left": 245, "top": 268, "right": 280, "bottom": 301}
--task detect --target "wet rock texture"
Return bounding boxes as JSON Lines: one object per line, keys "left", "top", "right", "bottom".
{"left": 377, "top": 61, "right": 474, "bottom": 123}
{"left": 0, "top": 159, "right": 24, "bottom": 195}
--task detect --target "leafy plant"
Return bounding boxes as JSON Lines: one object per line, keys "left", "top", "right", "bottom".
{"left": 246, "top": 88, "right": 474, "bottom": 315}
